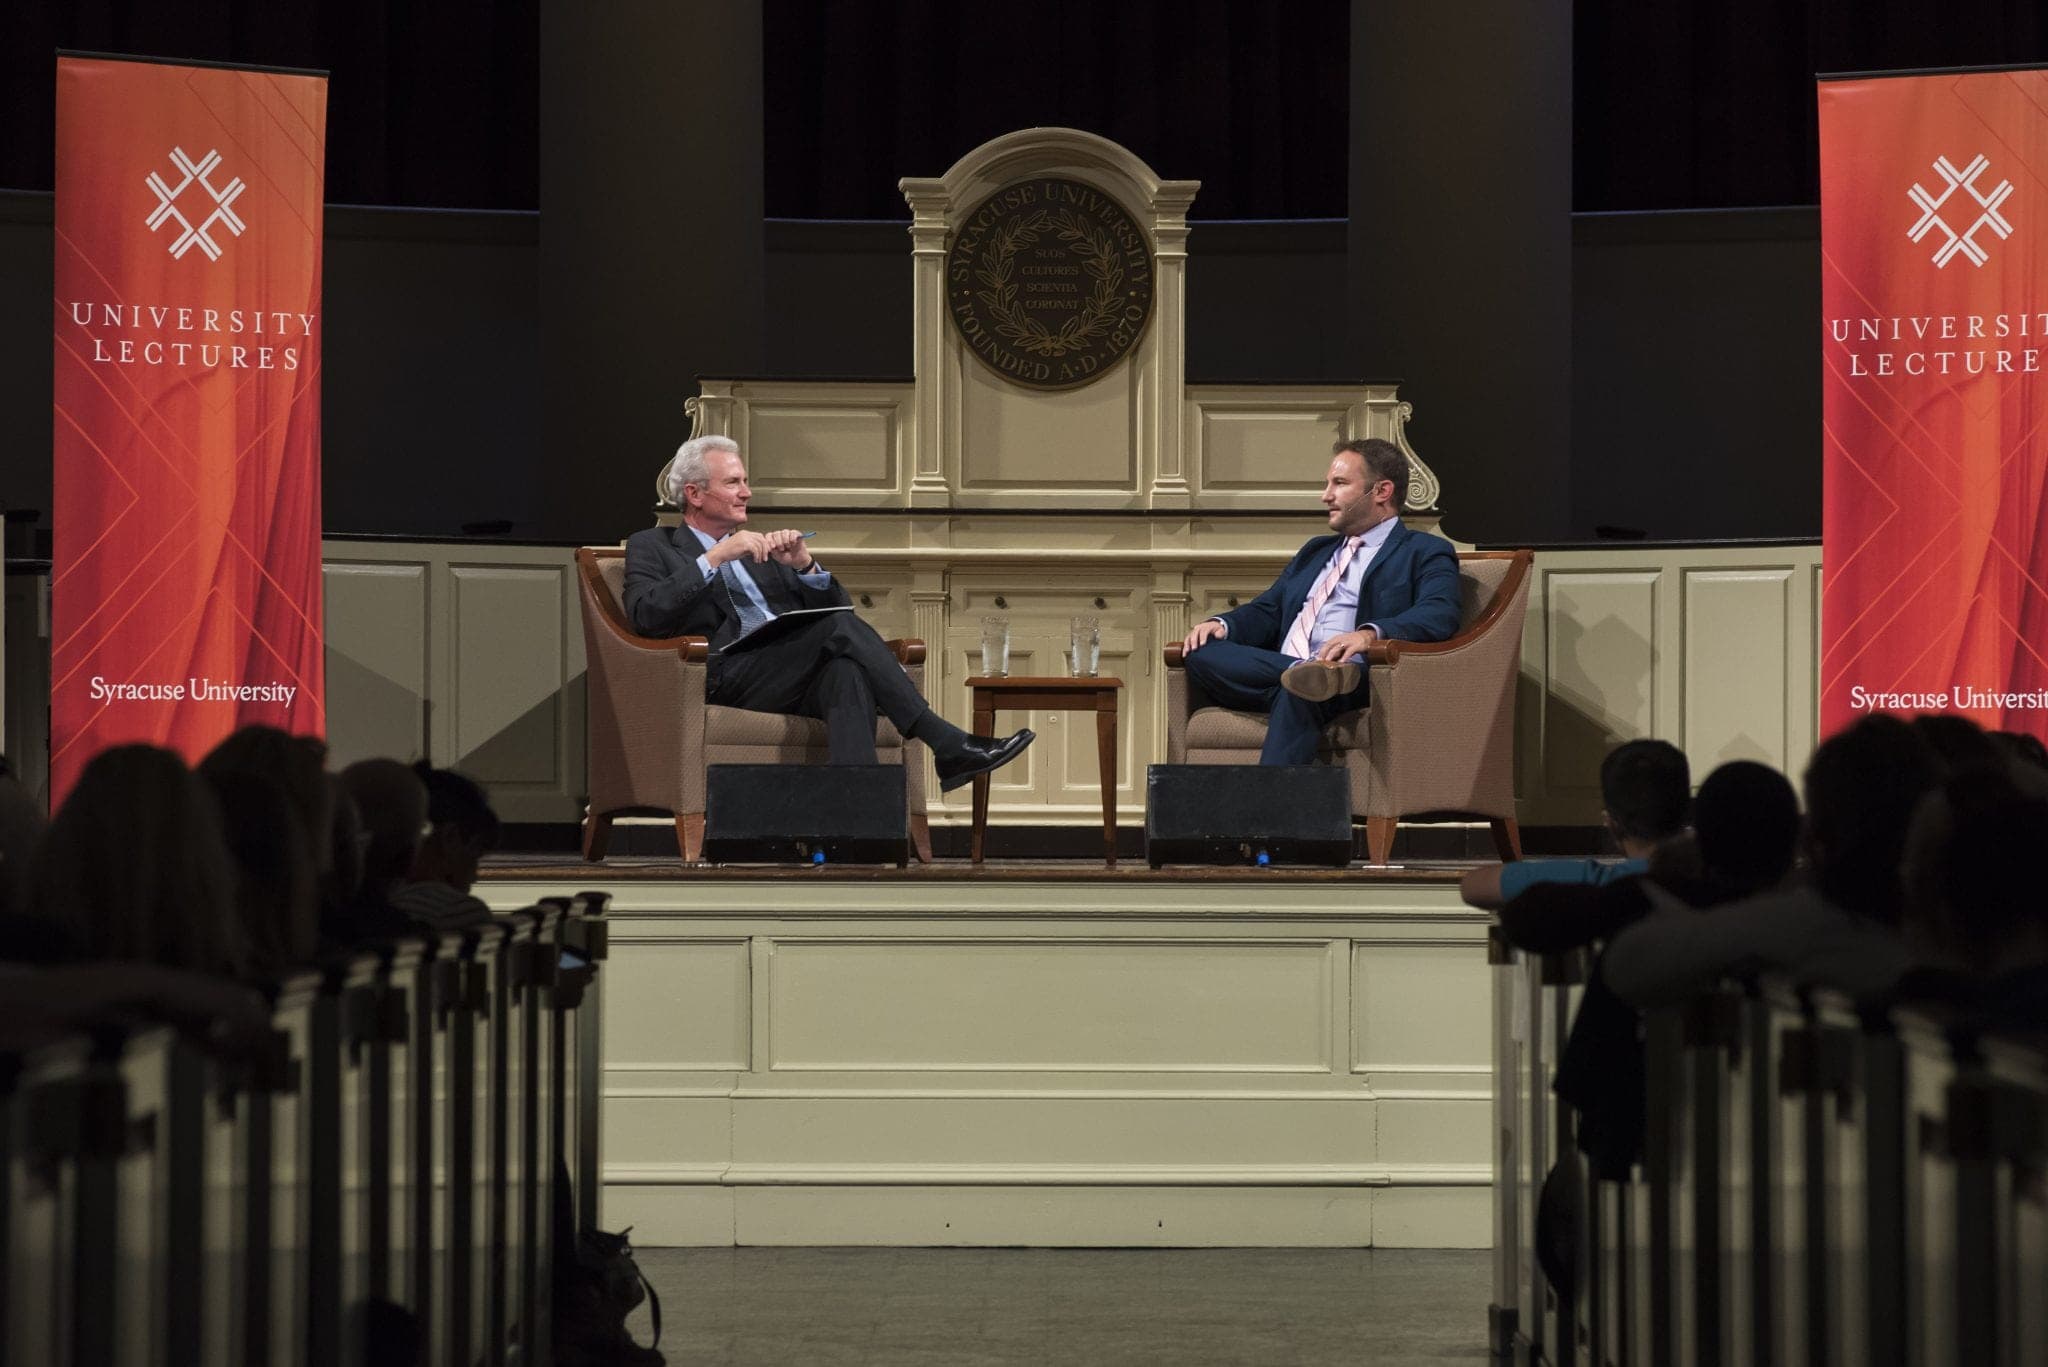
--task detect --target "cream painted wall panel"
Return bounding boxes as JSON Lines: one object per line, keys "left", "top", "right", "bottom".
{"left": 600, "top": 1095, "right": 734, "bottom": 1168}
{"left": 936, "top": 635, "right": 1054, "bottom": 808}
{"left": 958, "top": 361, "right": 1137, "bottom": 490}
{"left": 323, "top": 561, "right": 427, "bottom": 765}
{"left": 599, "top": 1186, "right": 733, "bottom": 1247}
{"left": 1187, "top": 517, "right": 1320, "bottom": 549}
{"left": 1188, "top": 574, "right": 1280, "bottom": 621}
{"left": 516, "top": 875, "right": 1488, "bottom": 1246}
{"left": 824, "top": 578, "right": 910, "bottom": 643}
{"left": 603, "top": 937, "right": 750, "bottom": 1070}
{"left": 1684, "top": 567, "right": 1794, "bottom": 771}
{"left": 745, "top": 404, "right": 896, "bottom": 490}
{"left": 764, "top": 939, "right": 1334, "bottom": 1072}
{"left": 688, "top": 380, "right": 913, "bottom": 509}
{"left": 449, "top": 564, "right": 568, "bottom": 787}
{"left": 1540, "top": 569, "right": 1660, "bottom": 799}
{"left": 729, "top": 1095, "right": 1374, "bottom": 1167}
{"left": 938, "top": 574, "right": 1153, "bottom": 815}
{"left": 949, "top": 579, "right": 1143, "bottom": 617}
{"left": 1180, "top": 383, "right": 1435, "bottom": 511}
{"left": 1351, "top": 944, "right": 1491, "bottom": 1073}
{"left": 1372, "top": 1188, "right": 1491, "bottom": 1249}
{"left": 733, "top": 1187, "right": 1378, "bottom": 1248}
{"left": 1196, "top": 405, "right": 1349, "bottom": 490}
{"left": 1513, "top": 545, "right": 1822, "bottom": 825}
{"left": 1049, "top": 641, "right": 1144, "bottom": 811}
{"left": 1373, "top": 1098, "right": 1493, "bottom": 1168}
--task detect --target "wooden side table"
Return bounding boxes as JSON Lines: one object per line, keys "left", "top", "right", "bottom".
{"left": 965, "top": 675, "right": 1123, "bottom": 866}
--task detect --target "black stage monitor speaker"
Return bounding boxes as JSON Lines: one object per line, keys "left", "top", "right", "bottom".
{"left": 1144, "top": 764, "right": 1353, "bottom": 868}
{"left": 703, "top": 764, "right": 908, "bottom": 866}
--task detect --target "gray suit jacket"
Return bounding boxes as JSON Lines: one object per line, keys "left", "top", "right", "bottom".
{"left": 621, "top": 525, "right": 850, "bottom": 655}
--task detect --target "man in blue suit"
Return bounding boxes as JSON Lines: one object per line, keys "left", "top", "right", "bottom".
{"left": 1180, "top": 437, "right": 1461, "bottom": 764}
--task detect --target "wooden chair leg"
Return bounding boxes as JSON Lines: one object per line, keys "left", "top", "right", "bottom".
{"left": 677, "top": 812, "right": 705, "bottom": 862}
{"left": 1365, "top": 816, "right": 1398, "bottom": 865}
{"left": 581, "top": 812, "right": 613, "bottom": 863}
{"left": 1490, "top": 817, "right": 1522, "bottom": 861}
{"left": 909, "top": 815, "right": 933, "bottom": 865}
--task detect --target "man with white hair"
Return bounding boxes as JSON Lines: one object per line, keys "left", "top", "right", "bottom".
{"left": 623, "top": 435, "right": 1033, "bottom": 789}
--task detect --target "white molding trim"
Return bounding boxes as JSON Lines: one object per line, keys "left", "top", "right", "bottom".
{"left": 604, "top": 1162, "right": 1493, "bottom": 1188}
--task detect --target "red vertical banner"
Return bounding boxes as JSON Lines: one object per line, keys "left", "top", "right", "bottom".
{"left": 1820, "top": 68, "right": 2048, "bottom": 739}
{"left": 51, "top": 55, "right": 327, "bottom": 804}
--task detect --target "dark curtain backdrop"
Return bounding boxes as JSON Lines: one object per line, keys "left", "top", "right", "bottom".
{"left": 11, "top": 2, "right": 2045, "bottom": 216}
{"left": 763, "top": 0, "right": 1350, "bottom": 220}
{"left": 1576, "top": 0, "right": 2048, "bottom": 210}
{"left": 0, "top": 0, "right": 537, "bottom": 208}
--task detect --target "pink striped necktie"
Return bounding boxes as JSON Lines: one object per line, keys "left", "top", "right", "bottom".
{"left": 1281, "top": 534, "right": 1361, "bottom": 659}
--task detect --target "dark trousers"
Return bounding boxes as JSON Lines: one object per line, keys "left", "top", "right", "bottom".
{"left": 708, "top": 613, "right": 930, "bottom": 764}
{"left": 1179, "top": 639, "right": 1370, "bottom": 765}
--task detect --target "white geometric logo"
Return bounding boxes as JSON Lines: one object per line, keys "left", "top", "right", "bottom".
{"left": 1907, "top": 154, "right": 2014, "bottom": 269}
{"left": 144, "top": 147, "right": 247, "bottom": 262}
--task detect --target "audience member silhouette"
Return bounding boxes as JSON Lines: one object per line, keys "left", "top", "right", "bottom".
{"left": 1500, "top": 759, "right": 1800, "bottom": 954}
{"left": 1462, "top": 738, "right": 1689, "bottom": 910}
{"left": 322, "top": 773, "right": 367, "bottom": 919}
{"left": 1989, "top": 727, "right": 2048, "bottom": 775}
{"left": 199, "top": 727, "right": 331, "bottom": 972}
{"left": 1500, "top": 760, "right": 1801, "bottom": 1178}
{"left": 1890, "top": 766, "right": 2048, "bottom": 1030}
{"left": 1911, "top": 710, "right": 2009, "bottom": 777}
{"left": 24, "top": 744, "right": 247, "bottom": 976}
{"left": 202, "top": 726, "right": 334, "bottom": 862}
{"left": 331, "top": 757, "right": 433, "bottom": 947}
{"left": 391, "top": 762, "right": 500, "bottom": 929}
{"left": 1603, "top": 714, "right": 1939, "bottom": 1006}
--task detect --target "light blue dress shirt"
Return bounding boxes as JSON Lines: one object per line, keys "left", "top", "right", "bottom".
{"left": 686, "top": 524, "right": 831, "bottom": 640}
{"left": 1306, "top": 516, "right": 1399, "bottom": 660}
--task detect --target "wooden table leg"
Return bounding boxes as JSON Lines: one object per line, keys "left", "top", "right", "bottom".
{"left": 1096, "top": 691, "right": 1118, "bottom": 867}
{"left": 971, "top": 692, "right": 995, "bottom": 864}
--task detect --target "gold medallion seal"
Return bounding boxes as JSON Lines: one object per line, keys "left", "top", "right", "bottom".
{"left": 946, "top": 177, "right": 1155, "bottom": 390}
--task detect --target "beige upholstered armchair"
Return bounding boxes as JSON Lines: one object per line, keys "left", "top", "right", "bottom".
{"left": 575, "top": 546, "right": 932, "bottom": 863}
{"left": 1163, "top": 550, "right": 1534, "bottom": 865}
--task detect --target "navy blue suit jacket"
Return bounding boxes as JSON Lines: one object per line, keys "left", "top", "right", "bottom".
{"left": 1217, "top": 521, "right": 1462, "bottom": 651}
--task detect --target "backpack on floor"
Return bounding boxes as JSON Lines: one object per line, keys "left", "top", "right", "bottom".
{"left": 555, "top": 1224, "right": 664, "bottom": 1367}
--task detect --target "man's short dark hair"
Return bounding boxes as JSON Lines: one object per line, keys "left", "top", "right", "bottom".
{"left": 1598, "top": 739, "right": 1691, "bottom": 842}
{"left": 1990, "top": 728, "right": 2048, "bottom": 774}
{"left": 1692, "top": 760, "right": 1799, "bottom": 895}
{"left": 1905, "top": 767, "right": 2048, "bottom": 970}
{"left": 412, "top": 762, "right": 501, "bottom": 849}
{"left": 1333, "top": 437, "right": 1410, "bottom": 510}
{"left": 1803, "top": 714, "right": 1940, "bottom": 926}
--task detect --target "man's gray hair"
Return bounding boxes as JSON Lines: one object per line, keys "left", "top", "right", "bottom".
{"left": 662, "top": 435, "right": 741, "bottom": 505}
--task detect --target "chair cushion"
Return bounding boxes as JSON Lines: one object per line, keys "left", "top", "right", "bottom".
{"left": 1184, "top": 706, "right": 1369, "bottom": 755}
{"left": 706, "top": 705, "right": 904, "bottom": 748}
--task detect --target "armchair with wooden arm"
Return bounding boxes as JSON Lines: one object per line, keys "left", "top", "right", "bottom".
{"left": 1163, "top": 550, "right": 1533, "bottom": 865}
{"left": 575, "top": 546, "right": 932, "bottom": 863}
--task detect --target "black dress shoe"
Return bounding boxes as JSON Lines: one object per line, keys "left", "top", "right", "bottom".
{"left": 935, "top": 729, "right": 1037, "bottom": 792}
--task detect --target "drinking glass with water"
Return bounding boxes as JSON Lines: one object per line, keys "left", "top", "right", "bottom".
{"left": 979, "top": 616, "right": 1010, "bottom": 677}
{"left": 1069, "top": 615, "right": 1100, "bottom": 676}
